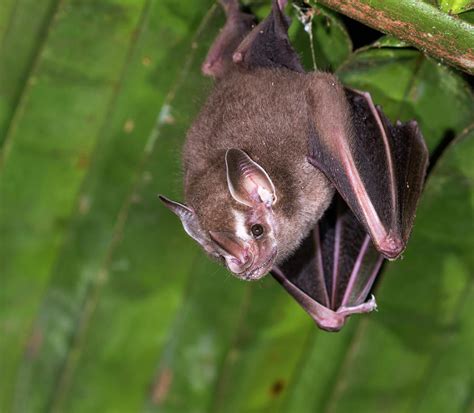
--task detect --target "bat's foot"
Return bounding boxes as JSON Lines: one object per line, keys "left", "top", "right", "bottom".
{"left": 337, "top": 295, "right": 377, "bottom": 317}
{"left": 271, "top": 267, "right": 378, "bottom": 332}
{"left": 201, "top": 0, "right": 255, "bottom": 78}
{"left": 314, "top": 295, "right": 377, "bottom": 332}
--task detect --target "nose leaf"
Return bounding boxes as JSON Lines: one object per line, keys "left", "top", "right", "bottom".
{"left": 209, "top": 231, "right": 250, "bottom": 265}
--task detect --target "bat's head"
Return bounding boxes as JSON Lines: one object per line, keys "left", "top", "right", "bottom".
{"left": 159, "top": 149, "right": 279, "bottom": 281}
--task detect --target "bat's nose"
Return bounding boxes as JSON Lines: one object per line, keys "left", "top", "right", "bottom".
{"left": 242, "top": 247, "right": 278, "bottom": 281}
{"left": 226, "top": 251, "right": 254, "bottom": 275}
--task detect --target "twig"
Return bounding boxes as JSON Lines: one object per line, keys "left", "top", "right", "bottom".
{"left": 313, "top": 0, "right": 474, "bottom": 74}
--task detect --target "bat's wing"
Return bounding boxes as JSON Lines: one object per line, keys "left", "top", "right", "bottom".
{"left": 271, "top": 195, "right": 383, "bottom": 332}
{"left": 308, "top": 88, "right": 429, "bottom": 259}
{"left": 203, "top": 0, "right": 303, "bottom": 77}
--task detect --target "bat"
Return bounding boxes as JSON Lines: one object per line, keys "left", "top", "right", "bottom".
{"left": 159, "top": 0, "right": 428, "bottom": 331}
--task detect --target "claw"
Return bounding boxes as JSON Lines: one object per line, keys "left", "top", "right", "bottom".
{"left": 337, "top": 295, "right": 377, "bottom": 318}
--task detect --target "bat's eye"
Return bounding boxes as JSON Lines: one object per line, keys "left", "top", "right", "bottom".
{"left": 251, "top": 224, "right": 264, "bottom": 239}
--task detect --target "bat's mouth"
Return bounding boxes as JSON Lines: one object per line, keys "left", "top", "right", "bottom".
{"left": 240, "top": 248, "right": 278, "bottom": 281}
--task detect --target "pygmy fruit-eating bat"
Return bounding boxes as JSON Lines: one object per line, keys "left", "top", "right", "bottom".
{"left": 159, "top": 0, "right": 428, "bottom": 331}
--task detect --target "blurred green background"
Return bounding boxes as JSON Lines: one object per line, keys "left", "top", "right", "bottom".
{"left": 0, "top": 1, "right": 473, "bottom": 412}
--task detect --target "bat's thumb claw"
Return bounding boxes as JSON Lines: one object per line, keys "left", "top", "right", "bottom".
{"left": 380, "top": 233, "right": 405, "bottom": 260}
{"left": 368, "top": 294, "right": 378, "bottom": 312}
{"left": 232, "top": 52, "right": 243, "bottom": 63}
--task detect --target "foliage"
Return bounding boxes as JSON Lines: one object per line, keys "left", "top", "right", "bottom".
{"left": 0, "top": 1, "right": 473, "bottom": 412}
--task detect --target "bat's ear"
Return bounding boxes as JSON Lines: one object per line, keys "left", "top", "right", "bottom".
{"left": 158, "top": 195, "right": 208, "bottom": 245}
{"left": 225, "top": 148, "right": 276, "bottom": 208}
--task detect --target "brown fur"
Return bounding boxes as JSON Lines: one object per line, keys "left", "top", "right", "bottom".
{"left": 181, "top": 67, "right": 356, "bottom": 263}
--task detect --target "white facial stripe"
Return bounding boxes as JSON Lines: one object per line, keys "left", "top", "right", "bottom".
{"left": 232, "top": 209, "right": 251, "bottom": 241}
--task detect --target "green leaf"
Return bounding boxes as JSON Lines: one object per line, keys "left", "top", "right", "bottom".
{"left": 0, "top": 0, "right": 58, "bottom": 144}
{"left": 460, "top": 9, "right": 474, "bottom": 22}
{"left": 337, "top": 48, "right": 473, "bottom": 151}
{"left": 0, "top": 0, "right": 150, "bottom": 409}
{"left": 439, "top": 0, "right": 474, "bottom": 14}
{"left": 290, "top": 3, "right": 352, "bottom": 71}
{"left": 371, "top": 35, "right": 411, "bottom": 48}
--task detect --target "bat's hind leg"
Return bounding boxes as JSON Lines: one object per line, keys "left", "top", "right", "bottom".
{"left": 203, "top": 0, "right": 304, "bottom": 77}
{"left": 202, "top": 0, "right": 255, "bottom": 78}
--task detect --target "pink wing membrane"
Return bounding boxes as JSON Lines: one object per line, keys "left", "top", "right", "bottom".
{"left": 272, "top": 196, "right": 383, "bottom": 332}
{"left": 308, "top": 88, "right": 428, "bottom": 259}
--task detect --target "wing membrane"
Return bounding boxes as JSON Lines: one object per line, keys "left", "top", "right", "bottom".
{"left": 272, "top": 196, "right": 383, "bottom": 332}
{"left": 308, "top": 88, "right": 428, "bottom": 259}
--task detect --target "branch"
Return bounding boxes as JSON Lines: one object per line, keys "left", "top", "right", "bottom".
{"left": 313, "top": 0, "right": 474, "bottom": 74}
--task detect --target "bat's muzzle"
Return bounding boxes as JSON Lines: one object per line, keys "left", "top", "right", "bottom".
{"left": 209, "top": 230, "right": 277, "bottom": 281}
{"left": 241, "top": 247, "right": 278, "bottom": 281}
